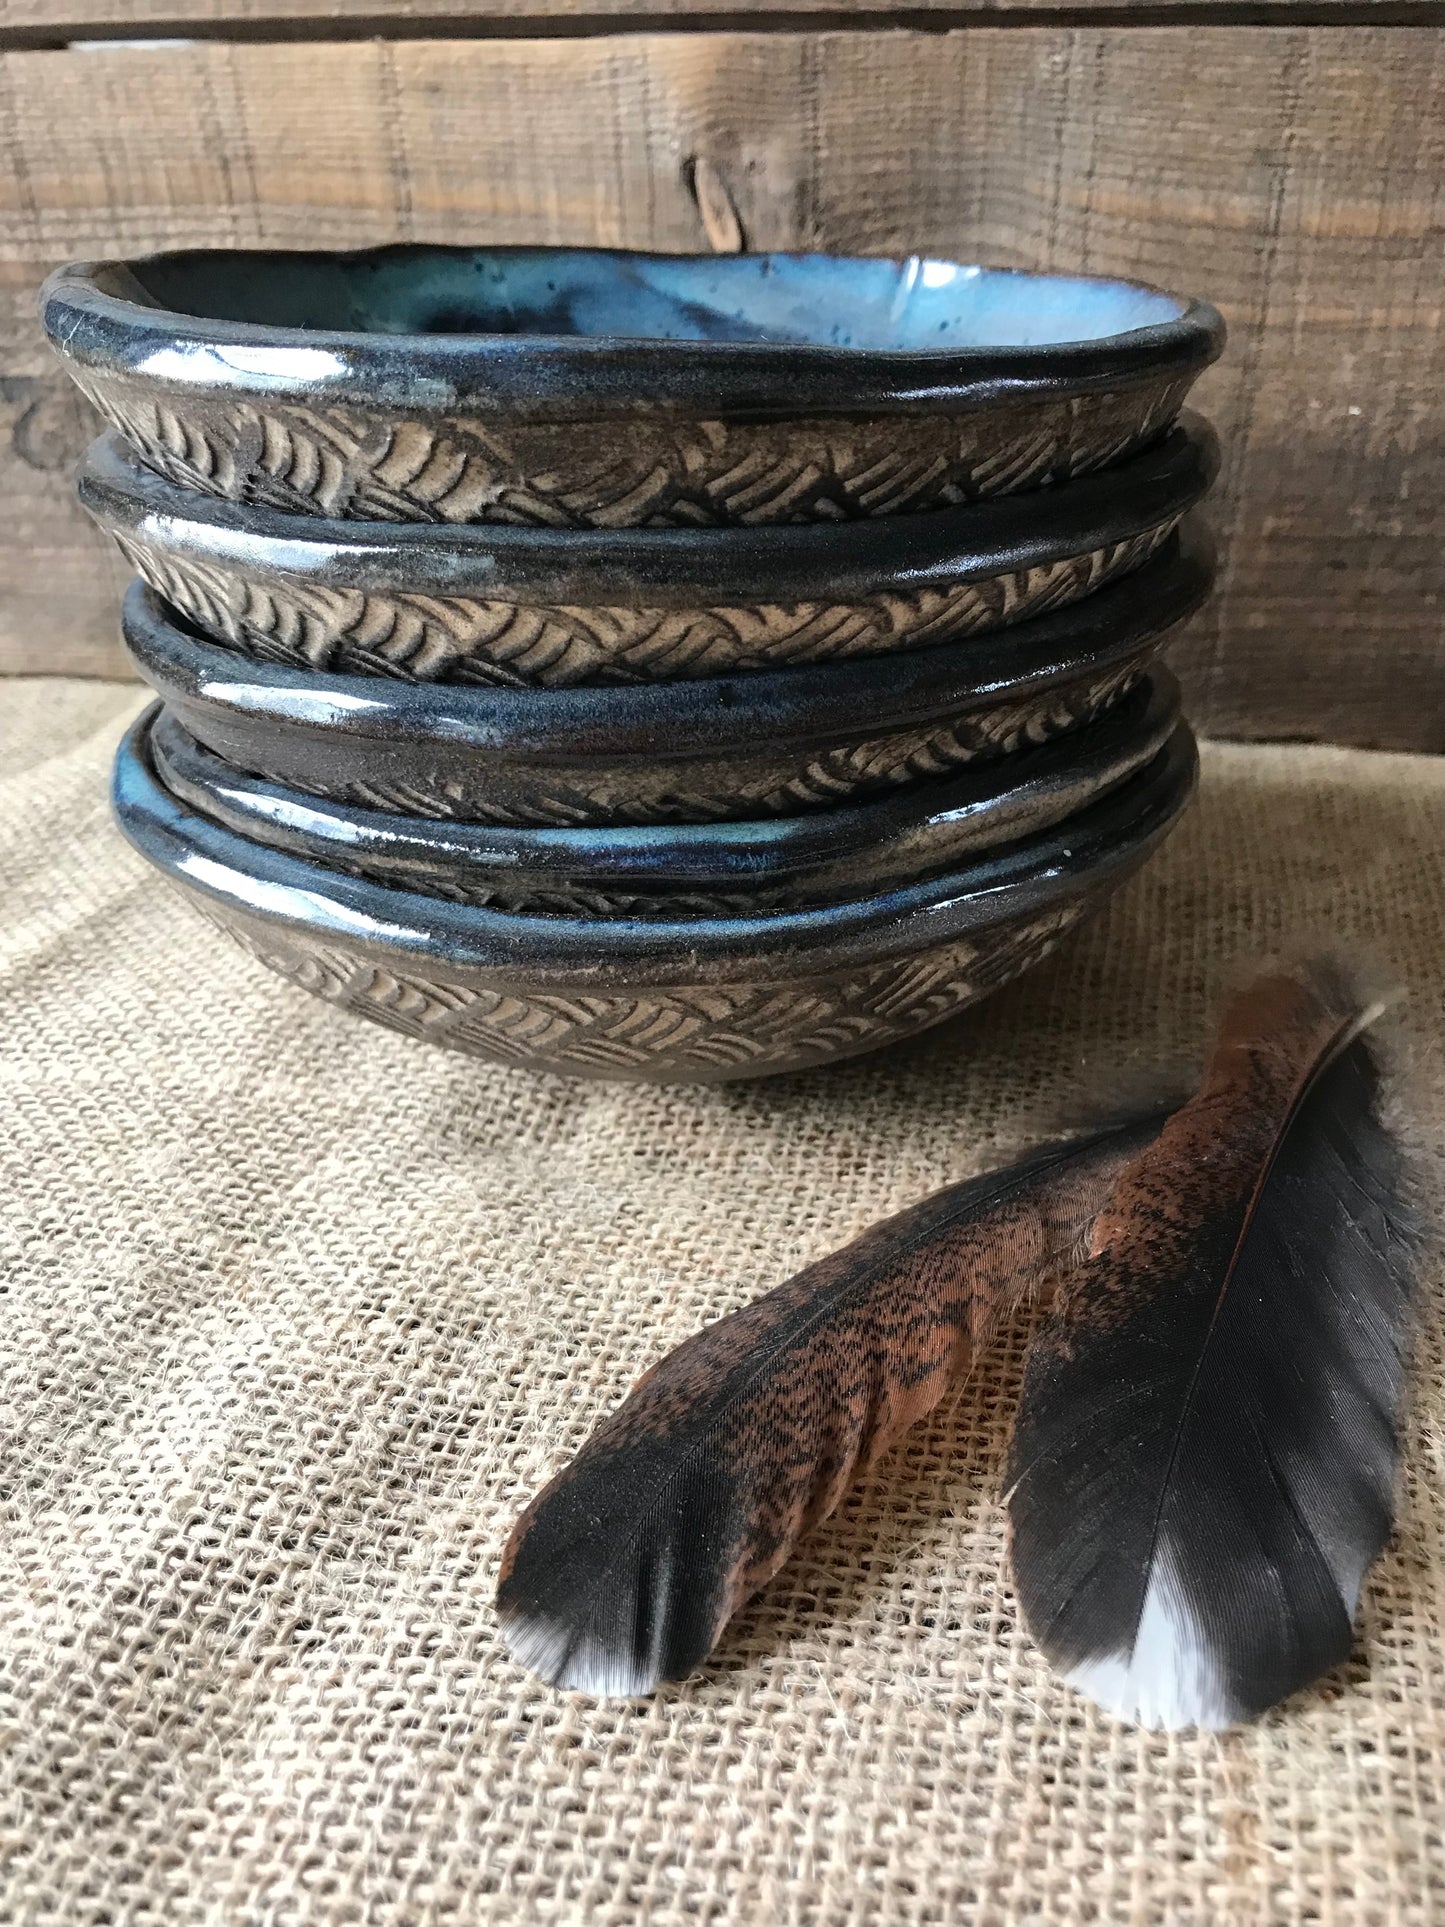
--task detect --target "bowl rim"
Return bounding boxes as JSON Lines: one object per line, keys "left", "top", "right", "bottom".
{"left": 43, "top": 246, "right": 1226, "bottom": 421}
{"left": 146, "top": 669, "right": 1182, "bottom": 892}
{"left": 114, "top": 705, "right": 1199, "bottom": 985}
{"left": 119, "top": 530, "right": 1211, "bottom": 761}
{"left": 82, "top": 418, "right": 1218, "bottom": 605}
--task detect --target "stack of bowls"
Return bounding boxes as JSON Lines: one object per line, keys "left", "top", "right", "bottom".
{"left": 44, "top": 245, "right": 1223, "bottom": 1082}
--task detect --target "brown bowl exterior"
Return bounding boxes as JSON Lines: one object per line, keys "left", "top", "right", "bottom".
{"left": 76, "top": 379, "right": 1198, "bottom": 536}
{"left": 197, "top": 891, "right": 1099, "bottom": 1081}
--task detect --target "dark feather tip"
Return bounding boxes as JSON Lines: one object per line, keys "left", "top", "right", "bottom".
{"left": 1007, "top": 974, "right": 1423, "bottom": 1730}
{"left": 498, "top": 1436, "right": 742, "bottom": 1695}
{"left": 498, "top": 1118, "right": 1170, "bottom": 1697}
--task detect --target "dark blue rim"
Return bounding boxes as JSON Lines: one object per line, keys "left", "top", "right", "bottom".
{"left": 113, "top": 706, "right": 1198, "bottom": 985}
{"left": 119, "top": 531, "right": 1211, "bottom": 761}
{"left": 146, "top": 669, "right": 1179, "bottom": 891}
{"left": 82, "top": 418, "right": 1217, "bottom": 604}
{"left": 43, "top": 248, "right": 1225, "bottom": 421}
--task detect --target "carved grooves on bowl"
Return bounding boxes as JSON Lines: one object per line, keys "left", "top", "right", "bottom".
{"left": 285, "top": 865, "right": 791, "bottom": 918}
{"left": 241, "top": 657, "right": 1149, "bottom": 827}
{"left": 77, "top": 366, "right": 1194, "bottom": 530}
{"left": 198, "top": 755, "right": 1129, "bottom": 918}
{"left": 195, "top": 898, "right": 1085, "bottom": 1077}
{"left": 116, "top": 521, "right": 1174, "bottom": 687}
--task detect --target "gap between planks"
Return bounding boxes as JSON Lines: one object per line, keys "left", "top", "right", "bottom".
{"left": 6, "top": 4, "right": 1445, "bottom": 53}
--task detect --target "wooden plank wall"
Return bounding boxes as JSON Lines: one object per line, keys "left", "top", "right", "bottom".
{"left": 0, "top": 12, "right": 1441, "bottom": 748}
{"left": 6, "top": 2, "right": 1432, "bottom": 28}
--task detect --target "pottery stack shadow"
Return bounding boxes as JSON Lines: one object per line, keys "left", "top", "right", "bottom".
{"left": 45, "top": 245, "right": 1224, "bottom": 1083}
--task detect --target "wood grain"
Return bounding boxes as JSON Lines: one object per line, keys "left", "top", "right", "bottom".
{"left": 4, "top": 0, "right": 1431, "bottom": 39}
{"left": 2, "top": 29, "right": 1442, "bottom": 747}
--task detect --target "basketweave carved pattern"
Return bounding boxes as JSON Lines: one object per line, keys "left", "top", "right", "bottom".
{"left": 235, "top": 853, "right": 801, "bottom": 918}
{"left": 244, "top": 658, "right": 1148, "bottom": 827}
{"left": 77, "top": 366, "right": 1193, "bottom": 530}
{"left": 404, "top": 882, "right": 774, "bottom": 918}
{"left": 196, "top": 899, "right": 1086, "bottom": 1080}
{"left": 115, "top": 521, "right": 1175, "bottom": 687}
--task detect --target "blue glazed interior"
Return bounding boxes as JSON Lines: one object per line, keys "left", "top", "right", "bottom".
{"left": 126, "top": 247, "right": 1186, "bottom": 350}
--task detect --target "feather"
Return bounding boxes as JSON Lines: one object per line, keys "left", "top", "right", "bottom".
{"left": 497, "top": 1114, "right": 1167, "bottom": 1695}
{"left": 1006, "top": 963, "right": 1422, "bottom": 1729}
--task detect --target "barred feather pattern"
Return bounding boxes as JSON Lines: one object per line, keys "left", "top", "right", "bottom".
{"left": 496, "top": 1118, "right": 1165, "bottom": 1692}
{"left": 1007, "top": 965, "right": 1422, "bottom": 1730}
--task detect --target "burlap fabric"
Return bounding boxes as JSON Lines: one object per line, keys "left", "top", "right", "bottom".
{"left": 3, "top": 680, "right": 1443, "bottom": 1927}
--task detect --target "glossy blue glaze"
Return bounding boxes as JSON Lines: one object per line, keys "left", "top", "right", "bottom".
{"left": 81, "top": 418, "right": 1218, "bottom": 608}
{"left": 124, "top": 247, "right": 1187, "bottom": 350}
{"left": 145, "top": 671, "right": 1182, "bottom": 910}
{"left": 113, "top": 708, "right": 1199, "bottom": 982}
{"left": 44, "top": 247, "right": 1224, "bottom": 419}
{"left": 120, "top": 539, "right": 1210, "bottom": 758}
{"left": 44, "top": 246, "right": 1225, "bottom": 545}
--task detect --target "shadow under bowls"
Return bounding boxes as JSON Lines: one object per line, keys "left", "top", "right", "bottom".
{"left": 119, "top": 530, "right": 1211, "bottom": 826}
{"left": 114, "top": 707, "right": 1199, "bottom": 1083}
{"left": 80, "top": 420, "right": 1216, "bottom": 686}
{"left": 44, "top": 245, "right": 1224, "bottom": 529}
{"left": 147, "top": 668, "right": 1181, "bottom": 917}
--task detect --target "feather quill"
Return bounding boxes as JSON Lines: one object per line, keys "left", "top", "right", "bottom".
{"left": 1006, "top": 963, "right": 1421, "bottom": 1729}
{"left": 497, "top": 1115, "right": 1166, "bottom": 1695}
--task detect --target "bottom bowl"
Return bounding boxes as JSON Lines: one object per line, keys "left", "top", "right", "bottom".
{"left": 113, "top": 712, "right": 1198, "bottom": 1083}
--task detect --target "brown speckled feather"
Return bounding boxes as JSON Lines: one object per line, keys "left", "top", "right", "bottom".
{"left": 1088, "top": 968, "right": 1363, "bottom": 1277}
{"left": 1007, "top": 963, "right": 1421, "bottom": 1729}
{"left": 497, "top": 1116, "right": 1164, "bottom": 1695}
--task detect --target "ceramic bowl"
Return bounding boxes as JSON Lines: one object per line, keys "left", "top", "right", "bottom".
{"left": 120, "top": 531, "right": 1210, "bottom": 827}
{"left": 80, "top": 422, "right": 1216, "bottom": 687}
{"left": 146, "top": 669, "right": 1181, "bottom": 917}
{"left": 113, "top": 707, "right": 1198, "bottom": 1082}
{"left": 44, "top": 246, "right": 1224, "bottom": 530}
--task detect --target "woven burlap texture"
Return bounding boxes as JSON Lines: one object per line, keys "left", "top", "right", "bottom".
{"left": 2, "top": 681, "right": 1443, "bottom": 1927}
